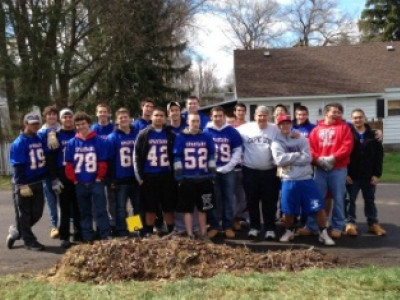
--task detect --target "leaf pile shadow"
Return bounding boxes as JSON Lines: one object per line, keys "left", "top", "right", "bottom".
{"left": 50, "top": 237, "right": 338, "bottom": 283}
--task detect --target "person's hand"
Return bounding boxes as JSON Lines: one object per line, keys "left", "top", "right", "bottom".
{"left": 47, "top": 131, "right": 60, "bottom": 150}
{"left": 290, "top": 131, "right": 301, "bottom": 139}
{"left": 346, "top": 176, "right": 353, "bottom": 185}
{"left": 51, "top": 179, "right": 64, "bottom": 194}
{"left": 20, "top": 185, "right": 33, "bottom": 197}
{"left": 371, "top": 176, "right": 379, "bottom": 185}
{"left": 138, "top": 179, "right": 144, "bottom": 186}
{"left": 374, "top": 130, "right": 383, "bottom": 142}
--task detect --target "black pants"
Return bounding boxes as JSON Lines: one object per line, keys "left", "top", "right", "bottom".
{"left": 242, "top": 166, "right": 280, "bottom": 231}
{"left": 16, "top": 182, "right": 45, "bottom": 245}
{"left": 59, "top": 180, "right": 81, "bottom": 241}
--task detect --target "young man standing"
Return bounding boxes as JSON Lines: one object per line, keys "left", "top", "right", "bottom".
{"left": 133, "top": 97, "right": 155, "bottom": 131}
{"left": 134, "top": 107, "right": 176, "bottom": 236}
{"left": 91, "top": 103, "right": 114, "bottom": 139}
{"left": 204, "top": 106, "right": 242, "bottom": 239}
{"left": 65, "top": 112, "right": 110, "bottom": 241}
{"left": 233, "top": 103, "right": 247, "bottom": 127}
{"left": 345, "top": 109, "right": 385, "bottom": 236}
{"left": 181, "top": 96, "right": 210, "bottom": 130}
{"left": 173, "top": 113, "right": 216, "bottom": 239}
{"left": 292, "top": 105, "right": 316, "bottom": 138}
{"left": 107, "top": 108, "right": 140, "bottom": 237}
{"left": 271, "top": 115, "right": 335, "bottom": 245}
{"left": 301, "top": 103, "right": 353, "bottom": 239}
{"left": 167, "top": 101, "right": 186, "bottom": 134}
{"left": 237, "top": 106, "right": 280, "bottom": 240}
{"left": 8, "top": 112, "right": 46, "bottom": 250}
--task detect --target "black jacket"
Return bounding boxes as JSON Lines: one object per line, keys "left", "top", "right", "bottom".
{"left": 347, "top": 124, "right": 383, "bottom": 180}
{"left": 134, "top": 125, "right": 176, "bottom": 181}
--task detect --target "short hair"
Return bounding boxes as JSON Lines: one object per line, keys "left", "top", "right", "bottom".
{"left": 186, "top": 95, "right": 199, "bottom": 103}
{"left": 351, "top": 108, "right": 366, "bottom": 117}
{"left": 96, "top": 103, "right": 111, "bottom": 113}
{"left": 187, "top": 112, "right": 199, "bottom": 118}
{"left": 255, "top": 105, "right": 270, "bottom": 115}
{"left": 115, "top": 107, "right": 130, "bottom": 118}
{"left": 152, "top": 106, "right": 166, "bottom": 116}
{"left": 42, "top": 105, "right": 59, "bottom": 118}
{"left": 141, "top": 97, "right": 155, "bottom": 107}
{"left": 324, "top": 103, "right": 343, "bottom": 114}
{"left": 234, "top": 103, "right": 246, "bottom": 111}
{"left": 295, "top": 105, "right": 309, "bottom": 114}
{"left": 73, "top": 111, "right": 92, "bottom": 124}
{"left": 274, "top": 104, "right": 288, "bottom": 114}
{"left": 210, "top": 106, "right": 225, "bottom": 114}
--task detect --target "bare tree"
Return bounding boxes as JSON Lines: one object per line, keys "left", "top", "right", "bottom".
{"left": 221, "top": 0, "right": 281, "bottom": 49}
{"left": 284, "top": 0, "right": 354, "bottom": 47}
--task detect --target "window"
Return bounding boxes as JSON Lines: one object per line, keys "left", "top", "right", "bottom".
{"left": 388, "top": 100, "right": 400, "bottom": 116}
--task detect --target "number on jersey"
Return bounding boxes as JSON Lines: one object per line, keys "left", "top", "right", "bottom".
{"left": 29, "top": 148, "right": 45, "bottom": 170}
{"left": 184, "top": 147, "right": 207, "bottom": 170}
{"left": 147, "top": 145, "right": 169, "bottom": 167}
{"left": 216, "top": 143, "right": 231, "bottom": 163}
{"left": 74, "top": 152, "right": 97, "bottom": 173}
{"left": 120, "top": 147, "right": 132, "bottom": 167}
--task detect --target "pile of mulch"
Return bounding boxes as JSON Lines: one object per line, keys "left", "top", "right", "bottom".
{"left": 49, "top": 237, "right": 338, "bottom": 283}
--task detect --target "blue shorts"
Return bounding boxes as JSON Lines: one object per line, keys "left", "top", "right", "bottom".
{"left": 281, "top": 179, "right": 324, "bottom": 216}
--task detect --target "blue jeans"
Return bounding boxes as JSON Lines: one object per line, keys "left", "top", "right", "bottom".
{"left": 345, "top": 179, "right": 378, "bottom": 225}
{"left": 75, "top": 182, "right": 110, "bottom": 241}
{"left": 115, "top": 183, "right": 140, "bottom": 236}
{"left": 208, "top": 171, "right": 236, "bottom": 230}
{"left": 307, "top": 167, "right": 347, "bottom": 232}
{"left": 43, "top": 179, "right": 58, "bottom": 228}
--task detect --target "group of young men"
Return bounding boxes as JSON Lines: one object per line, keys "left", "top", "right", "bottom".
{"left": 6, "top": 96, "right": 385, "bottom": 251}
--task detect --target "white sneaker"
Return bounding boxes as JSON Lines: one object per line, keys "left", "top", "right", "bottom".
{"left": 6, "top": 225, "right": 19, "bottom": 249}
{"left": 265, "top": 230, "right": 276, "bottom": 240}
{"left": 279, "top": 229, "right": 294, "bottom": 242}
{"left": 319, "top": 229, "right": 335, "bottom": 246}
{"left": 248, "top": 228, "right": 260, "bottom": 238}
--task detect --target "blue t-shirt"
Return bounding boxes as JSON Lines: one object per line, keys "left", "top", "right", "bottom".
{"left": 107, "top": 127, "right": 138, "bottom": 180}
{"left": 292, "top": 121, "right": 316, "bottom": 139}
{"left": 10, "top": 134, "right": 47, "bottom": 184}
{"left": 173, "top": 131, "right": 215, "bottom": 177}
{"left": 132, "top": 118, "right": 151, "bottom": 132}
{"left": 170, "top": 123, "right": 186, "bottom": 135}
{"left": 143, "top": 130, "right": 171, "bottom": 174}
{"left": 65, "top": 134, "right": 107, "bottom": 183}
{"left": 203, "top": 126, "right": 242, "bottom": 167}
{"left": 57, "top": 130, "right": 76, "bottom": 168}
{"left": 90, "top": 123, "right": 114, "bottom": 140}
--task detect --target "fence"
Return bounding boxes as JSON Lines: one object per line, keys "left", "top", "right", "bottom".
{"left": 0, "top": 141, "right": 11, "bottom": 175}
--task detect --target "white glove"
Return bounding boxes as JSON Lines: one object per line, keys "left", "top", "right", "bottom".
{"left": 316, "top": 156, "right": 334, "bottom": 171}
{"left": 20, "top": 185, "right": 33, "bottom": 197}
{"left": 47, "top": 131, "right": 60, "bottom": 150}
{"left": 52, "top": 179, "right": 64, "bottom": 195}
{"left": 324, "top": 155, "right": 336, "bottom": 170}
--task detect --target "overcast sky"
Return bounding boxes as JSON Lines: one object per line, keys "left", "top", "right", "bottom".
{"left": 189, "top": 0, "right": 366, "bottom": 83}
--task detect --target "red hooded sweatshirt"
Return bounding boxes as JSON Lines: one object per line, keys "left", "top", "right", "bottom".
{"left": 309, "top": 119, "right": 353, "bottom": 169}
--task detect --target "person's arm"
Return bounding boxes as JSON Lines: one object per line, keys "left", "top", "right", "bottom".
{"left": 331, "top": 125, "right": 354, "bottom": 163}
{"left": 271, "top": 140, "right": 301, "bottom": 167}
{"left": 173, "top": 135, "right": 184, "bottom": 181}
{"left": 371, "top": 140, "right": 384, "bottom": 185}
{"left": 133, "top": 132, "right": 145, "bottom": 184}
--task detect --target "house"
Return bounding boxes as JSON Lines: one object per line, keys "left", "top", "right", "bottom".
{"left": 234, "top": 42, "right": 400, "bottom": 147}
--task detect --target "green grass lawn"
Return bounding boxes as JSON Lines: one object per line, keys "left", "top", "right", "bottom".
{"left": 1, "top": 267, "right": 399, "bottom": 299}
{"left": 381, "top": 152, "right": 400, "bottom": 182}
{"left": 0, "top": 175, "right": 11, "bottom": 190}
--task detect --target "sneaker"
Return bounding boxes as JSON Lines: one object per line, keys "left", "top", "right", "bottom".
{"left": 345, "top": 224, "right": 358, "bottom": 236}
{"left": 319, "top": 229, "right": 335, "bottom": 246}
{"left": 368, "top": 223, "right": 386, "bottom": 236}
{"left": 50, "top": 228, "right": 59, "bottom": 239}
{"left": 60, "top": 240, "right": 72, "bottom": 249}
{"left": 296, "top": 226, "right": 318, "bottom": 236}
{"left": 279, "top": 229, "right": 295, "bottom": 242}
{"left": 25, "top": 241, "right": 45, "bottom": 251}
{"left": 225, "top": 229, "right": 235, "bottom": 239}
{"left": 207, "top": 229, "right": 219, "bottom": 239}
{"left": 233, "top": 219, "right": 241, "bottom": 231}
{"left": 248, "top": 228, "right": 260, "bottom": 238}
{"left": 6, "top": 225, "right": 19, "bottom": 249}
{"left": 265, "top": 231, "right": 276, "bottom": 240}
{"left": 330, "top": 229, "right": 342, "bottom": 239}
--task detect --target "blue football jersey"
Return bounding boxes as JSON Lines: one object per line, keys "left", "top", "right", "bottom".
{"left": 57, "top": 129, "right": 76, "bottom": 168}
{"left": 143, "top": 130, "right": 171, "bottom": 174}
{"left": 203, "top": 126, "right": 242, "bottom": 167}
{"left": 170, "top": 123, "right": 186, "bottom": 135}
{"left": 132, "top": 118, "right": 151, "bottom": 132}
{"left": 10, "top": 134, "right": 46, "bottom": 183}
{"left": 90, "top": 123, "right": 114, "bottom": 140}
{"left": 107, "top": 127, "right": 138, "bottom": 179}
{"left": 292, "top": 121, "right": 316, "bottom": 139}
{"left": 173, "top": 131, "right": 215, "bottom": 177}
{"left": 65, "top": 134, "right": 107, "bottom": 182}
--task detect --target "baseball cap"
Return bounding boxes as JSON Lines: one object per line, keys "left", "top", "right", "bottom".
{"left": 167, "top": 101, "right": 181, "bottom": 111}
{"left": 24, "top": 112, "right": 42, "bottom": 125}
{"left": 276, "top": 114, "right": 292, "bottom": 125}
{"left": 59, "top": 108, "right": 73, "bottom": 119}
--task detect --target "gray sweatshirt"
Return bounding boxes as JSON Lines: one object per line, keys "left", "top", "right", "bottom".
{"left": 271, "top": 132, "right": 313, "bottom": 181}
